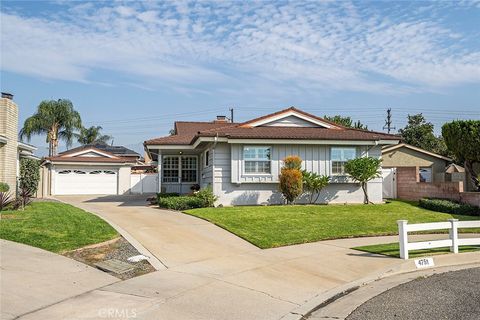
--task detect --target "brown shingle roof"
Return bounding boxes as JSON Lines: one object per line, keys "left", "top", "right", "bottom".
{"left": 144, "top": 121, "right": 237, "bottom": 145}
{"left": 195, "top": 126, "right": 399, "bottom": 141}
{"left": 144, "top": 108, "right": 400, "bottom": 146}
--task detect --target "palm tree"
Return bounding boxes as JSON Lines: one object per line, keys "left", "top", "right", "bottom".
{"left": 20, "top": 99, "right": 82, "bottom": 156}
{"left": 77, "top": 126, "right": 112, "bottom": 145}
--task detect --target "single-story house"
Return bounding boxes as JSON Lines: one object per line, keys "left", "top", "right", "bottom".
{"left": 144, "top": 107, "right": 400, "bottom": 206}
{"left": 42, "top": 144, "right": 140, "bottom": 196}
{"left": 381, "top": 143, "right": 454, "bottom": 199}
{"left": 1, "top": 92, "right": 39, "bottom": 192}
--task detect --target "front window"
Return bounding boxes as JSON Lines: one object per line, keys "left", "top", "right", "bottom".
{"left": 244, "top": 146, "right": 271, "bottom": 174}
{"left": 181, "top": 157, "right": 197, "bottom": 182}
{"left": 162, "top": 156, "right": 197, "bottom": 183}
{"left": 163, "top": 156, "right": 179, "bottom": 183}
{"left": 331, "top": 147, "right": 356, "bottom": 175}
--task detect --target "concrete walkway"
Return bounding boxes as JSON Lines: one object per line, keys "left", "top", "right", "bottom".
{"left": 0, "top": 240, "right": 118, "bottom": 320}
{"left": 14, "top": 195, "right": 480, "bottom": 320}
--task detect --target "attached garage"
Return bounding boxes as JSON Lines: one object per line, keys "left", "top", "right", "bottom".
{"left": 43, "top": 146, "right": 135, "bottom": 196}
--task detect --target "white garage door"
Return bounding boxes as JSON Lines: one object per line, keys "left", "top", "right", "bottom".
{"left": 55, "top": 168, "right": 118, "bottom": 195}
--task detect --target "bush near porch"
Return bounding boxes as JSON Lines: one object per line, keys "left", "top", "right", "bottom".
{"left": 0, "top": 202, "right": 118, "bottom": 253}
{"left": 184, "top": 201, "right": 480, "bottom": 249}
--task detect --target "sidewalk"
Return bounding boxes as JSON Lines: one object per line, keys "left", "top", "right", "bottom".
{"left": 0, "top": 240, "right": 119, "bottom": 320}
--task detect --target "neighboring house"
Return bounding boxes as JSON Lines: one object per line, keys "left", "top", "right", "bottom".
{"left": 144, "top": 107, "right": 400, "bottom": 206}
{"left": 42, "top": 144, "right": 140, "bottom": 196}
{"left": 0, "top": 92, "right": 38, "bottom": 192}
{"left": 381, "top": 143, "right": 453, "bottom": 199}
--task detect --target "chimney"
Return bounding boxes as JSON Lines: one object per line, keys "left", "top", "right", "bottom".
{"left": 1, "top": 92, "right": 13, "bottom": 100}
{"left": 214, "top": 115, "right": 229, "bottom": 123}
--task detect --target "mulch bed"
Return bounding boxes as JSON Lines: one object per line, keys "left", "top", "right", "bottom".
{"left": 64, "top": 237, "right": 155, "bottom": 280}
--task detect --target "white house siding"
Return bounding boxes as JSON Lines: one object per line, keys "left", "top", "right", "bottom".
{"left": 261, "top": 115, "right": 319, "bottom": 127}
{"left": 214, "top": 143, "right": 383, "bottom": 206}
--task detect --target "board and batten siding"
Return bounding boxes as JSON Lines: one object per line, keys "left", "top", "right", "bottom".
{"left": 213, "top": 142, "right": 383, "bottom": 206}
{"left": 231, "top": 144, "right": 377, "bottom": 184}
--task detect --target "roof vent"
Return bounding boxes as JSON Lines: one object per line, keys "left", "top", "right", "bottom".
{"left": 1, "top": 92, "right": 14, "bottom": 100}
{"left": 214, "top": 115, "right": 229, "bottom": 123}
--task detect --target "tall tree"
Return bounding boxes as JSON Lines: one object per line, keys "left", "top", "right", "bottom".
{"left": 442, "top": 120, "right": 480, "bottom": 191}
{"left": 77, "top": 126, "right": 112, "bottom": 145}
{"left": 398, "top": 113, "right": 446, "bottom": 155}
{"left": 20, "top": 99, "right": 82, "bottom": 156}
{"left": 324, "top": 115, "right": 368, "bottom": 130}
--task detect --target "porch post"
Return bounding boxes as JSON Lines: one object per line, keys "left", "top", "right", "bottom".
{"left": 157, "top": 151, "right": 162, "bottom": 193}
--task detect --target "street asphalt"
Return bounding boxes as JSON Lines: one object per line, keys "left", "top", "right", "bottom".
{"left": 347, "top": 267, "right": 480, "bottom": 320}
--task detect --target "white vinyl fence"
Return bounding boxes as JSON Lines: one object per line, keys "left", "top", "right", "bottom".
{"left": 397, "top": 219, "right": 480, "bottom": 260}
{"left": 130, "top": 173, "right": 158, "bottom": 194}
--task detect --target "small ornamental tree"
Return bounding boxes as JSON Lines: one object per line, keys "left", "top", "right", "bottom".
{"left": 344, "top": 157, "right": 382, "bottom": 204}
{"left": 279, "top": 156, "right": 303, "bottom": 204}
{"left": 302, "top": 171, "right": 330, "bottom": 204}
{"left": 19, "top": 158, "right": 40, "bottom": 195}
{"left": 442, "top": 120, "right": 480, "bottom": 191}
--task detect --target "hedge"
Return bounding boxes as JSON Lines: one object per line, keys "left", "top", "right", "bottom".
{"left": 158, "top": 196, "right": 204, "bottom": 211}
{"left": 157, "top": 192, "right": 180, "bottom": 198}
{"left": 419, "top": 198, "right": 479, "bottom": 216}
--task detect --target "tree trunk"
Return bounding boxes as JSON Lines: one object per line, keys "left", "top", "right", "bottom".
{"left": 361, "top": 182, "right": 370, "bottom": 204}
{"left": 464, "top": 160, "right": 480, "bottom": 191}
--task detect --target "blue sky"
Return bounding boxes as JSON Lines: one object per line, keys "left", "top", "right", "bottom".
{"left": 1, "top": 0, "right": 479, "bottom": 156}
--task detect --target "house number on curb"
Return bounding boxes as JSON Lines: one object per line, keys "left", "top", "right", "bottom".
{"left": 414, "top": 257, "right": 435, "bottom": 269}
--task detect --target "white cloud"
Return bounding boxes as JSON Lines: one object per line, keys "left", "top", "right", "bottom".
{"left": 1, "top": 1, "right": 479, "bottom": 94}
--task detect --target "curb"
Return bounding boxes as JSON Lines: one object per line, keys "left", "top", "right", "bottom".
{"left": 280, "top": 251, "right": 480, "bottom": 320}
{"left": 54, "top": 197, "right": 168, "bottom": 271}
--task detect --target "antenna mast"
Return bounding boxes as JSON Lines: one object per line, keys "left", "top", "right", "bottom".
{"left": 383, "top": 108, "right": 396, "bottom": 134}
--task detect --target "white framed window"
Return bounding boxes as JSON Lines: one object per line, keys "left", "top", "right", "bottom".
{"left": 244, "top": 146, "right": 271, "bottom": 174}
{"left": 331, "top": 147, "right": 356, "bottom": 175}
{"left": 204, "top": 150, "right": 210, "bottom": 167}
{"left": 163, "top": 156, "right": 180, "bottom": 183}
{"left": 103, "top": 170, "right": 116, "bottom": 175}
{"left": 90, "top": 170, "right": 102, "bottom": 174}
{"left": 162, "top": 156, "right": 198, "bottom": 183}
{"left": 58, "top": 170, "right": 71, "bottom": 174}
{"left": 182, "top": 156, "right": 197, "bottom": 182}
{"left": 73, "top": 170, "right": 86, "bottom": 174}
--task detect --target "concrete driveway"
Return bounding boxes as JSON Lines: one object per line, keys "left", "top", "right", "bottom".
{"left": 15, "top": 195, "right": 479, "bottom": 320}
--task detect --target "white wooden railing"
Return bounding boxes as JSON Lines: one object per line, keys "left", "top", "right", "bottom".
{"left": 397, "top": 219, "right": 480, "bottom": 260}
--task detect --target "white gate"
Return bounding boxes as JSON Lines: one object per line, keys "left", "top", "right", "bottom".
{"left": 130, "top": 173, "right": 158, "bottom": 194}
{"left": 381, "top": 168, "right": 397, "bottom": 199}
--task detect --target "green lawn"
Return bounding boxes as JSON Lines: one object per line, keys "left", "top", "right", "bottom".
{"left": 185, "top": 201, "right": 480, "bottom": 249}
{"left": 353, "top": 242, "right": 480, "bottom": 258}
{"left": 0, "top": 202, "right": 118, "bottom": 253}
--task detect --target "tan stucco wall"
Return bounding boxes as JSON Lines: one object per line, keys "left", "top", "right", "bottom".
{"left": 382, "top": 147, "right": 448, "bottom": 182}
{"left": 0, "top": 97, "right": 19, "bottom": 190}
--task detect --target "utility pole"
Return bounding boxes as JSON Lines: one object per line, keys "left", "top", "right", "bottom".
{"left": 383, "top": 108, "right": 396, "bottom": 134}
{"left": 229, "top": 108, "right": 234, "bottom": 123}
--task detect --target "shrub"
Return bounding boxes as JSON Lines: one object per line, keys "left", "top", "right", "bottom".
{"left": 283, "top": 155, "right": 302, "bottom": 170}
{"left": 302, "top": 171, "right": 330, "bottom": 204}
{"left": 194, "top": 187, "right": 217, "bottom": 207}
{"left": 279, "top": 168, "right": 303, "bottom": 204}
{"left": 19, "top": 158, "right": 40, "bottom": 195}
{"left": 0, "top": 191, "right": 14, "bottom": 211}
{"left": 419, "top": 198, "right": 479, "bottom": 216}
{"left": 157, "top": 192, "right": 180, "bottom": 198}
{"left": 158, "top": 196, "right": 205, "bottom": 211}
{"left": 0, "top": 183, "right": 9, "bottom": 192}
